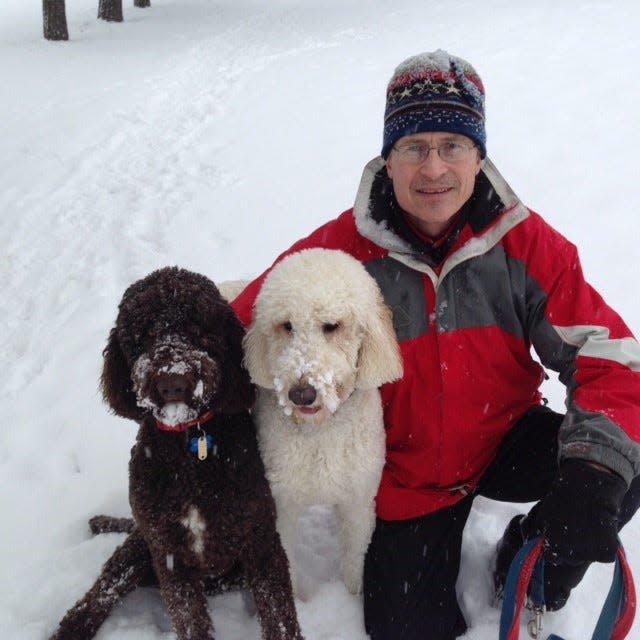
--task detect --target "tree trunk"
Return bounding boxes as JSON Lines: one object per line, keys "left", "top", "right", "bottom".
{"left": 98, "top": 0, "right": 123, "bottom": 22}
{"left": 134, "top": 0, "right": 150, "bottom": 7}
{"left": 43, "top": 0, "right": 69, "bottom": 40}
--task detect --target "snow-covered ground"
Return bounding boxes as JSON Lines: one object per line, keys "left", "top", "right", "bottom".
{"left": 1, "top": 1, "right": 639, "bottom": 638}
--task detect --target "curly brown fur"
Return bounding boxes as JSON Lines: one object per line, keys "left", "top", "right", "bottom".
{"left": 89, "top": 515, "right": 136, "bottom": 535}
{"left": 50, "top": 267, "right": 303, "bottom": 640}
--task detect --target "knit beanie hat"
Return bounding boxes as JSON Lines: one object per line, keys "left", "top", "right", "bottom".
{"left": 382, "top": 50, "right": 486, "bottom": 159}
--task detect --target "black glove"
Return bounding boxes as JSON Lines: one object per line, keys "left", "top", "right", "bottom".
{"left": 532, "top": 458, "right": 627, "bottom": 565}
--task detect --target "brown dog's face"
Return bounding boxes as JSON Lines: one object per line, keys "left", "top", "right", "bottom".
{"left": 101, "top": 267, "right": 255, "bottom": 423}
{"left": 130, "top": 335, "right": 220, "bottom": 426}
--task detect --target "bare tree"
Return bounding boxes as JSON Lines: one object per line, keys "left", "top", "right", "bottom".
{"left": 98, "top": 0, "right": 123, "bottom": 22}
{"left": 43, "top": 0, "right": 69, "bottom": 40}
{"left": 134, "top": 0, "right": 150, "bottom": 7}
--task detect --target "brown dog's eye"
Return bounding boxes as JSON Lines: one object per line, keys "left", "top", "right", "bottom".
{"left": 322, "top": 322, "right": 340, "bottom": 335}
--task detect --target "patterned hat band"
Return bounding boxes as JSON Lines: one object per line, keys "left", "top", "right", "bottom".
{"left": 382, "top": 108, "right": 486, "bottom": 160}
{"left": 381, "top": 50, "right": 487, "bottom": 159}
{"left": 384, "top": 99, "right": 484, "bottom": 125}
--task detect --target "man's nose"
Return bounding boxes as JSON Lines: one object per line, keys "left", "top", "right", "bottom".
{"left": 418, "top": 150, "right": 448, "bottom": 177}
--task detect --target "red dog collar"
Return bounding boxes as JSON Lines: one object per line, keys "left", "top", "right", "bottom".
{"left": 155, "top": 409, "right": 216, "bottom": 432}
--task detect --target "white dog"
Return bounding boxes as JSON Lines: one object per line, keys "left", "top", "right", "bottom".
{"left": 243, "top": 248, "right": 403, "bottom": 597}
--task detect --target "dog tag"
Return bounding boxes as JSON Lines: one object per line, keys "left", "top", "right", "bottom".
{"left": 197, "top": 436, "right": 208, "bottom": 460}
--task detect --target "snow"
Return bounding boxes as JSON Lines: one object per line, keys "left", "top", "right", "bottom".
{"left": 1, "top": 1, "right": 639, "bottom": 638}
{"left": 154, "top": 401, "right": 195, "bottom": 426}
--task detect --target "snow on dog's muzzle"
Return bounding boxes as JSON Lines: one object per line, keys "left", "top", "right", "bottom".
{"left": 131, "top": 336, "right": 217, "bottom": 427}
{"left": 270, "top": 333, "right": 358, "bottom": 425}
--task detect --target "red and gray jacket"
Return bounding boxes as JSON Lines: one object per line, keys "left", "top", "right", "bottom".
{"left": 232, "top": 157, "right": 640, "bottom": 521}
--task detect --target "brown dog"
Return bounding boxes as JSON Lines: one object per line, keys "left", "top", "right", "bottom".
{"left": 50, "top": 267, "right": 303, "bottom": 640}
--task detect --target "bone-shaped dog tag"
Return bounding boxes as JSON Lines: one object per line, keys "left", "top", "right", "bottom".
{"left": 197, "top": 436, "right": 208, "bottom": 461}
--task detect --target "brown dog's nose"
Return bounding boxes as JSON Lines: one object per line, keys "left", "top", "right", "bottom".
{"left": 155, "top": 373, "right": 190, "bottom": 403}
{"left": 288, "top": 384, "right": 317, "bottom": 406}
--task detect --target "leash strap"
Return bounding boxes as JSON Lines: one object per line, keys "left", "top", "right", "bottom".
{"left": 499, "top": 537, "right": 636, "bottom": 640}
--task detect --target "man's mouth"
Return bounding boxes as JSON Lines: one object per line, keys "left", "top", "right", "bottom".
{"left": 417, "top": 186, "right": 451, "bottom": 195}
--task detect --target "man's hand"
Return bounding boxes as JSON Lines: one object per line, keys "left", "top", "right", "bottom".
{"left": 533, "top": 458, "right": 627, "bottom": 565}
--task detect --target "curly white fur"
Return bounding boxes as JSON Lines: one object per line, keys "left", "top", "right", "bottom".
{"left": 243, "top": 248, "right": 403, "bottom": 597}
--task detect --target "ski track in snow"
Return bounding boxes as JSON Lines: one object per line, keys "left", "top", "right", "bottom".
{"left": 1, "top": 6, "right": 361, "bottom": 398}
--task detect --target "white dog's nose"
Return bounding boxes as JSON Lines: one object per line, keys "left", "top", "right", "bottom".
{"left": 288, "top": 384, "right": 317, "bottom": 406}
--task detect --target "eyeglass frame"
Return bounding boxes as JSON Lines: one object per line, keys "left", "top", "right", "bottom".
{"left": 391, "top": 140, "right": 478, "bottom": 164}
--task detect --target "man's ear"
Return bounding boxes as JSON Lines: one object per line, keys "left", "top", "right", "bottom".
{"left": 385, "top": 154, "right": 395, "bottom": 180}
{"left": 475, "top": 151, "right": 483, "bottom": 175}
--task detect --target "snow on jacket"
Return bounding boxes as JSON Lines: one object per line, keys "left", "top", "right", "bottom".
{"left": 232, "top": 156, "right": 640, "bottom": 521}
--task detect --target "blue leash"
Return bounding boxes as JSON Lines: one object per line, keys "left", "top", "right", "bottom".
{"left": 499, "top": 536, "right": 636, "bottom": 640}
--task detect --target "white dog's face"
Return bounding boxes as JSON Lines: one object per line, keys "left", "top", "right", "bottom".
{"left": 265, "top": 310, "right": 364, "bottom": 425}
{"left": 243, "top": 249, "right": 404, "bottom": 428}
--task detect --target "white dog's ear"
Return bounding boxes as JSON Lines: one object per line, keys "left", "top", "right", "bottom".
{"left": 242, "top": 325, "right": 273, "bottom": 389}
{"left": 356, "top": 295, "right": 403, "bottom": 389}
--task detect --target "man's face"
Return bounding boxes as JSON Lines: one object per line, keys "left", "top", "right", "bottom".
{"left": 385, "top": 131, "right": 482, "bottom": 238}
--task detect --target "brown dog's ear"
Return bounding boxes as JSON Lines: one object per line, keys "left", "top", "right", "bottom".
{"left": 356, "top": 293, "right": 404, "bottom": 389}
{"left": 100, "top": 327, "right": 143, "bottom": 420}
{"left": 213, "top": 308, "right": 256, "bottom": 414}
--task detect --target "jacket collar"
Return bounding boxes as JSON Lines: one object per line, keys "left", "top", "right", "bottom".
{"left": 353, "top": 156, "right": 530, "bottom": 266}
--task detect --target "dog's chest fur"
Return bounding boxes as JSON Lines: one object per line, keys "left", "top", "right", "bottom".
{"left": 255, "top": 387, "right": 386, "bottom": 504}
{"left": 129, "top": 413, "right": 275, "bottom": 567}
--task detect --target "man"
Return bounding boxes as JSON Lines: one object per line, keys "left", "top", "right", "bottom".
{"left": 232, "top": 50, "right": 640, "bottom": 639}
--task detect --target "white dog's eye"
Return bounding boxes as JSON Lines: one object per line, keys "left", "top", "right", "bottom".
{"left": 280, "top": 321, "right": 293, "bottom": 334}
{"left": 322, "top": 322, "right": 341, "bottom": 335}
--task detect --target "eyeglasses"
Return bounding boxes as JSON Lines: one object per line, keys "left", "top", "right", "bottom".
{"left": 392, "top": 141, "right": 477, "bottom": 164}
